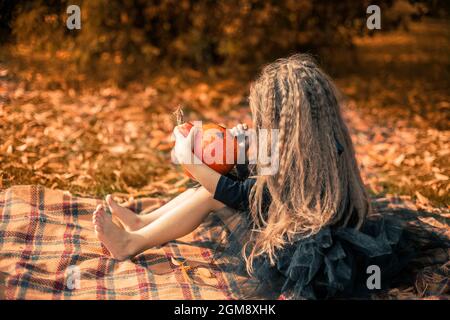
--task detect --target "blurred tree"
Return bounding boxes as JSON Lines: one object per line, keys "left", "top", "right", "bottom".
{"left": 2, "top": 0, "right": 447, "bottom": 83}
{"left": 0, "top": 0, "right": 16, "bottom": 43}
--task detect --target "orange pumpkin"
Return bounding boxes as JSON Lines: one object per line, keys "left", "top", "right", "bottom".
{"left": 177, "top": 122, "right": 237, "bottom": 179}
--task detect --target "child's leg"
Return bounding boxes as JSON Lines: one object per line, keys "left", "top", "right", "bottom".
{"left": 93, "top": 186, "right": 225, "bottom": 260}
{"left": 106, "top": 188, "right": 197, "bottom": 231}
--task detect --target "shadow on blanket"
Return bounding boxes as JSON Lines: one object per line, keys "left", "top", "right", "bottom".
{"left": 0, "top": 185, "right": 448, "bottom": 299}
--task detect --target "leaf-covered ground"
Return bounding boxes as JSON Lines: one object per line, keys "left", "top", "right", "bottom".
{"left": 1, "top": 19, "right": 448, "bottom": 211}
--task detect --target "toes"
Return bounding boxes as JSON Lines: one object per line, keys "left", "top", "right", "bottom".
{"left": 97, "top": 210, "right": 105, "bottom": 223}
{"left": 94, "top": 217, "right": 104, "bottom": 232}
{"left": 94, "top": 224, "right": 103, "bottom": 234}
{"left": 92, "top": 204, "right": 100, "bottom": 215}
{"left": 93, "top": 206, "right": 106, "bottom": 224}
{"left": 106, "top": 194, "right": 115, "bottom": 207}
{"left": 93, "top": 204, "right": 102, "bottom": 215}
{"left": 106, "top": 194, "right": 122, "bottom": 212}
{"left": 93, "top": 204, "right": 103, "bottom": 214}
{"left": 93, "top": 214, "right": 100, "bottom": 227}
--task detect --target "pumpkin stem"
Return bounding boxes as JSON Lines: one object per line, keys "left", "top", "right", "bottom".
{"left": 173, "top": 105, "right": 184, "bottom": 125}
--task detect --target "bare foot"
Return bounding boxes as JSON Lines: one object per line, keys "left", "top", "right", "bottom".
{"left": 106, "top": 195, "right": 145, "bottom": 231}
{"left": 92, "top": 204, "right": 135, "bottom": 261}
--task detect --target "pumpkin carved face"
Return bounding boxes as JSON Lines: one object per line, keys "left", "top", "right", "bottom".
{"left": 177, "top": 122, "right": 237, "bottom": 179}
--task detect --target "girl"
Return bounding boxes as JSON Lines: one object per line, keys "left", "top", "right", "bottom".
{"left": 93, "top": 54, "right": 431, "bottom": 299}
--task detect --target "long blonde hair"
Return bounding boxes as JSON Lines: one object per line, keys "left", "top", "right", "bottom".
{"left": 244, "top": 54, "right": 370, "bottom": 273}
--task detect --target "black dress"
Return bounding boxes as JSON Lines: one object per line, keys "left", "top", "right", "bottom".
{"left": 210, "top": 164, "right": 450, "bottom": 299}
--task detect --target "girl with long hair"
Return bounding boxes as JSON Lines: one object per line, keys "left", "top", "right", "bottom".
{"left": 92, "top": 54, "right": 444, "bottom": 299}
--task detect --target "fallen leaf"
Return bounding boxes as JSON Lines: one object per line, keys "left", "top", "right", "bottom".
{"left": 393, "top": 154, "right": 405, "bottom": 166}
{"left": 434, "top": 173, "right": 449, "bottom": 181}
{"left": 415, "top": 191, "right": 430, "bottom": 205}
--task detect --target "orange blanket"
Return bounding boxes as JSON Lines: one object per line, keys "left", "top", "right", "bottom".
{"left": 0, "top": 185, "right": 248, "bottom": 299}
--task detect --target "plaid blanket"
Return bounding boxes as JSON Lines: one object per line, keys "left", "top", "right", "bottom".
{"left": 0, "top": 185, "right": 248, "bottom": 300}
{"left": 1, "top": 185, "right": 449, "bottom": 299}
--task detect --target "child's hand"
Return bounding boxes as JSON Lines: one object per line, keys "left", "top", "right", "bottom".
{"left": 230, "top": 123, "right": 249, "bottom": 151}
{"left": 172, "top": 126, "right": 198, "bottom": 165}
{"left": 230, "top": 123, "right": 248, "bottom": 136}
{"left": 230, "top": 123, "right": 251, "bottom": 163}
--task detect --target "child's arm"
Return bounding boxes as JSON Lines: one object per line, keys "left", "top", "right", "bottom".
{"left": 173, "top": 126, "right": 257, "bottom": 211}
{"left": 183, "top": 156, "right": 257, "bottom": 210}
{"left": 184, "top": 155, "right": 257, "bottom": 212}
{"left": 172, "top": 127, "right": 221, "bottom": 194}
{"left": 183, "top": 159, "right": 222, "bottom": 194}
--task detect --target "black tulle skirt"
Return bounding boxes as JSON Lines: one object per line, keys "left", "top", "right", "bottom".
{"left": 208, "top": 208, "right": 450, "bottom": 300}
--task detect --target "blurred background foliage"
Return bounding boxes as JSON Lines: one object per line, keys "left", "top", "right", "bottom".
{"left": 1, "top": 0, "right": 448, "bottom": 84}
